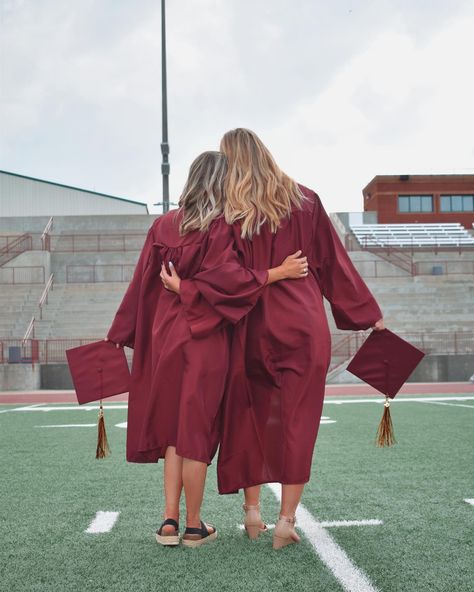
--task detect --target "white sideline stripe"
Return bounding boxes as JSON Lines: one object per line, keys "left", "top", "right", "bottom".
{"left": 420, "top": 401, "right": 474, "bottom": 409}
{"left": 2, "top": 395, "right": 474, "bottom": 413}
{"left": 326, "top": 396, "right": 474, "bottom": 405}
{"left": 238, "top": 519, "right": 382, "bottom": 530}
{"left": 464, "top": 499, "right": 474, "bottom": 506}
{"left": 318, "top": 520, "right": 383, "bottom": 528}
{"left": 0, "top": 403, "right": 46, "bottom": 414}
{"left": 85, "top": 511, "right": 120, "bottom": 534}
{"left": 2, "top": 404, "right": 128, "bottom": 412}
{"left": 267, "top": 483, "right": 378, "bottom": 592}
{"left": 320, "top": 419, "right": 337, "bottom": 424}
{"left": 35, "top": 424, "right": 96, "bottom": 428}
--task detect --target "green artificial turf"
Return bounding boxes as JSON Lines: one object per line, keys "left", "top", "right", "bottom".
{"left": 1, "top": 396, "right": 472, "bottom": 592}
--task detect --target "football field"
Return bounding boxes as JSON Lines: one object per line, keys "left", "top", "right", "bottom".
{"left": 1, "top": 391, "right": 473, "bottom": 592}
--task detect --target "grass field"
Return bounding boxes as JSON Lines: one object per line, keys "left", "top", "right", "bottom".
{"left": 1, "top": 392, "right": 473, "bottom": 592}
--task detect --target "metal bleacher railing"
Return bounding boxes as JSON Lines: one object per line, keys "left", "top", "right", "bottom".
{"left": 0, "top": 266, "right": 46, "bottom": 284}
{"left": 349, "top": 223, "right": 474, "bottom": 249}
{"left": 2, "top": 330, "right": 473, "bottom": 368}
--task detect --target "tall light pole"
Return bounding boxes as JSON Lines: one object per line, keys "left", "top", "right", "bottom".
{"left": 161, "top": 0, "right": 170, "bottom": 213}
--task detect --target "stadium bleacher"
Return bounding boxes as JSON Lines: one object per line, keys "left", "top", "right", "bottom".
{"left": 350, "top": 222, "right": 474, "bottom": 247}
{"left": 1, "top": 215, "right": 474, "bottom": 386}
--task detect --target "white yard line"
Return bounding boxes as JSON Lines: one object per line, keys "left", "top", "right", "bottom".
{"left": 419, "top": 401, "right": 474, "bottom": 409}
{"left": 1, "top": 395, "right": 473, "bottom": 414}
{"left": 85, "top": 511, "right": 120, "bottom": 534}
{"left": 267, "top": 483, "right": 379, "bottom": 592}
{"left": 318, "top": 520, "right": 383, "bottom": 528}
{"left": 35, "top": 424, "right": 97, "bottom": 428}
{"left": 0, "top": 404, "right": 128, "bottom": 412}
{"left": 238, "top": 519, "right": 382, "bottom": 531}
{"left": 326, "top": 396, "right": 474, "bottom": 405}
{"left": 0, "top": 403, "right": 46, "bottom": 414}
{"left": 464, "top": 499, "right": 474, "bottom": 506}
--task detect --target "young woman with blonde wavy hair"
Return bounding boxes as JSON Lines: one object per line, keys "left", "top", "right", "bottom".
{"left": 168, "top": 130, "right": 384, "bottom": 549}
{"left": 106, "top": 150, "right": 307, "bottom": 548}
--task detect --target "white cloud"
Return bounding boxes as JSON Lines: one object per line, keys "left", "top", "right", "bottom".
{"left": 1, "top": 0, "right": 473, "bottom": 213}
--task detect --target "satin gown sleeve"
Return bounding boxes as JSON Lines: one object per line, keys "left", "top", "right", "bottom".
{"left": 106, "top": 226, "right": 155, "bottom": 348}
{"left": 180, "top": 218, "right": 268, "bottom": 326}
{"left": 312, "top": 193, "right": 383, "bottom": 330}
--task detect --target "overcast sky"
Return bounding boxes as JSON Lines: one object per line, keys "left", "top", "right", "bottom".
{"left": 1, "top": 0, "right": 473, "bottom": 214}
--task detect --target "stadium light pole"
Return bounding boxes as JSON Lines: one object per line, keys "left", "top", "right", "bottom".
{"left": 161, "top": 0, "right": 170, "bottom": 213}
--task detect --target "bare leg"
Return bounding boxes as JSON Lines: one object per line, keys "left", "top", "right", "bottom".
{"left": 244, "top": 485, "right": 261, "bottom": 507}
{"left": 280, "top": 483, "right": 305, "bottom": 517}
{"left": 162, "top": 446, "right": 183, "bottom": 534}
{"left": 182, "top": 458, "right": 213, "bottom": 533}
{"left": 272, "top": 483, "right": 305, "bottom": 549}
{"left": 243, "top": 486, "right": 265, "bottom": 532}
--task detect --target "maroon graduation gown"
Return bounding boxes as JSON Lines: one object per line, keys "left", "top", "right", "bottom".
{"left": 187, "top": 186, "right": 383, "bottom": 493}
{"left": 106, "top": 211, "right": 267, "bottom": 464}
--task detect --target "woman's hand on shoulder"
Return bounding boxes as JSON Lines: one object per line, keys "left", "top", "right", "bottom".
{"left": 160, "top": 262, "right": 181, "bottom": 294}
{"left": 103, "top": 337, "right": 122, "bottom": 349}
{"left": 373, "top": 318, "right": 385, "bottom": 331}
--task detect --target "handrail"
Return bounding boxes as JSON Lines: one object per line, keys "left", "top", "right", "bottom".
{"left": 38, "top": 273, "right": 54, "bottom": 319}
{"left": 23, "top": 316, "right": 35, "bottom": 343}
{"left": 0, "top": 233, "right": 32, "bottom": 266}
{"left": 41, "top": 216, "right": 53, "bottom": 251}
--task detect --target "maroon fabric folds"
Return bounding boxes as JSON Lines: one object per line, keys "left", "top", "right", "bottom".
{"left": 66, "top": 340, "right": 130, "bottom": 404}
{"left": 186, "top": 185, "right": 384, "bottom": 494}
{"left": 105, "top": 211, "right": 268, "bottom": 464}
{"left": 346, "top": 329, "right": 425, "bottom": 397}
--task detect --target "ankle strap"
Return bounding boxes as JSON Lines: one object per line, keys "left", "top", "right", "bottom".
{"left": 243, "top": 503, "right": 260, "bottom": 511}
{"left": 278, "top": 514, "right": 296, "bottom": 524}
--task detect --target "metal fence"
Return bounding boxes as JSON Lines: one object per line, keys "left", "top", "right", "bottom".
{"left": 2, "top": 331, "right": 473, "bottom": 368}
{"left": 0, "top": 266, "right": 46, "bottom": 284}
{"left": 66, "top": 264, "right": 136, "bottom": 283}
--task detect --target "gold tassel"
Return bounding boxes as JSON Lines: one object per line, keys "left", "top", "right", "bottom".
{"left": 376, "top": 396, "right": 396, "bottom": 447}
{"left": 96, "top": 400, "right": 111, "bottom": 459}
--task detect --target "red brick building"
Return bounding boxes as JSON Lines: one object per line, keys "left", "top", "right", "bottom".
{"left": 362, "top": 175, "right": 474, "bottom": 229}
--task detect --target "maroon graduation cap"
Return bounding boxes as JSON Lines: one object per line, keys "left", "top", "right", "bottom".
{"left": 347, "top": 329, "right": 425, "bottom": 446}
{"left": 66, "top": 339, "right": 130, "bottom": 404}
{"left": 66, "top": 339, "right": 131, "bottom": 458}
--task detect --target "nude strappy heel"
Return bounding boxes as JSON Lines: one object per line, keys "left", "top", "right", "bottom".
{"left": 272, "top": 514, "right": 301, "bottom": 550}
{"left": 243, "top": 503, "right": 267, "bottom": 540}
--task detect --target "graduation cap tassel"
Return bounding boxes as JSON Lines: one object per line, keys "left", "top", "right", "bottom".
{"left": 376, "top": 396, "right": 396, "bottom": 447}
{"left": 95, "top": 364, "right": 110, "bottom": 459}
{"left": 376, "top": 360, "right": 396, "bottom": 447}
{"left": 96, "top": 399, "right": 111, "bottom": 458}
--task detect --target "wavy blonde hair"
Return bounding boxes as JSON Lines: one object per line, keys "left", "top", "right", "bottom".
{"left": 178, "top": 151, "right": 227, "bottom": 235}
{"left": 220, "top": 128, "right": 304, "bottom": 238}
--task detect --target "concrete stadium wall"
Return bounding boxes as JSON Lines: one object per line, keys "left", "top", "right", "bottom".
{"left": 0, "top": 214, "right": 158, "bottom": 234}
{"left": 0, "top": 364, "right": 41, "bottom": 390}
{"left": 4, "top": 250, "right": 51, "bottom": 278}
{"left": 328, "top": 353, "right": 474, "bottom": 384}
{"left": 40, "top": 364, "right": 74, "bottom": 390}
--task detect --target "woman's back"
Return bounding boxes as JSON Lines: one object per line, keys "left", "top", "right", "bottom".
{"left": 217, "top": 184, "right": 382, "bottom": 493}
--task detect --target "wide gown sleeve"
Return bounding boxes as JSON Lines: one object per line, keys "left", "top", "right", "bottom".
{"left": 106, "top": 225, "right": 155, "bottom": 348}
{"left": 312, "top": 193, "right": 383, "bottom": 330}
{"left": 180, "top": 218, "right": 268, "bottom": 326}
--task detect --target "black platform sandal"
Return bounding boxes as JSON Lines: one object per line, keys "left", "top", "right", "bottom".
{"left": 182, "top": 521, "right": 217, "bottom": 548}
{"left": 155, "top": 518, "right": 180, "bottom": 546}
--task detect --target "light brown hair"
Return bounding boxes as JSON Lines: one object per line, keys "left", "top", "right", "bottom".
{"left": 178, "top": 151, "right": 227, "bottom": 235}
{"left": 220, "top": 128, "right": 304, "bottom": 238}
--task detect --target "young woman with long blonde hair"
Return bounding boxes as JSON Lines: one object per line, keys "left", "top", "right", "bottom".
{"left": 106, "top": 150, "right": 307, "bottom": 547}
{"left": 167, "top": 130, "right": 384, "bottom": 549}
